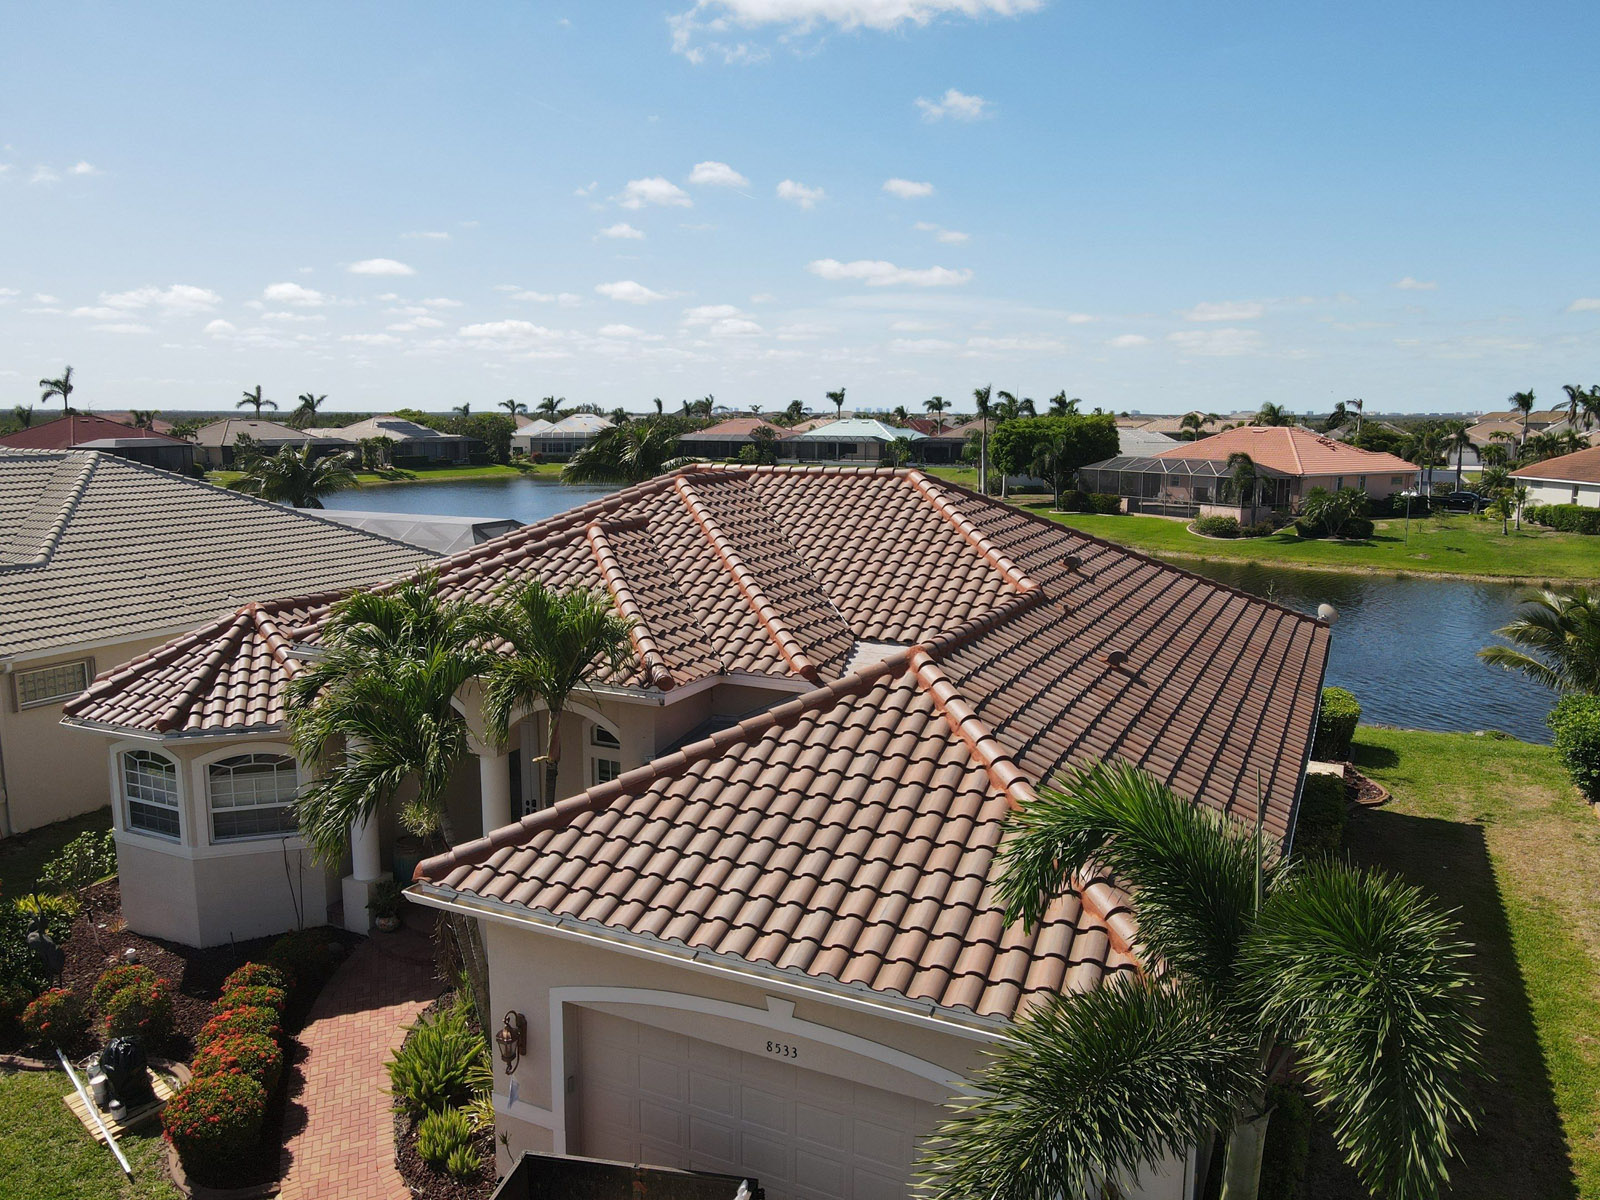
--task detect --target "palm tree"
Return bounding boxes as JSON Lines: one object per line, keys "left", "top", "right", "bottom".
{"left": 609, "top": 407, "right": 630, "bottom": 425}
{"left": 452, "top": 403, "right": 472, "bottom": 418}
{"left": 892, "top": 405, "right": 909, "bottom": 425}
{"left": 500, "top": 398, "right": 528, "bottom": 418}
{"left": 39, "top": 366, "right": 74, "bottom": 416}
{"left": 826, "top": 388, "right": 846, "bottom": 420}
{"left": 1224, "top": 452, "right": 1259, "bottom": 510}
{"left": 285, "top": 572, "right": 494, "bottom": 1024}
{"left": 652, "top": 397, "right": 664, "bottom": 418}
{"left": 1444, "top": 421, "right": 1473, "bottom": 490}
{"left": 1178, "top": 411, "right": 1211, "bottom": 441}
{"left": 1408, "top": 424, "right": 1446, "bottom": 490}
{"left": 1255, "top": 402, "right": 1295, "bottom": 427}
{"left": 1048, "top": 392, "right": 1080, "bottom": 417}
{"left": 12, "top": 405, "right": 34, "bottom": 429}
{"left": 973, "top": 385, "right": 993, "bottom": 493}
{"left": 1478, "top": 442, "right": 1509, "bottom": 469}
{"left": 1510, "top": 390, "right": 1537, "bottom": 444}
{"left": 129, "top": 409, "right": 159, "bottom": 431}
{"left": 1030, "top": 433, "right": 1081, "bottom": 510}
{"left": 476, "top": 579, "right": 634, "bottom": 809}
{"left": 538, "top": 396, "right": 561, "bottom": 419}
{"left": 1320, "top": 401, "right": 1349, "bottom": 433}
{"left": 230, "top": 444, "right": 358, "bottom": 507}
{"left": 562, "top": 422, "right": 682, "bottom": 484}
{"left": 1479, "top": 588, "right": 1600, "bottom": 692}
{"left": 920, "top": 761, "right": 1479, "bottom": 1200}
{"left": 237, "top": 385, "right": 276, "bottom": 417}
{"left": 994, "top": 390, "right": 1022, "bottom": 422}
{"left": 784, "top": 398, "right": 805, "bottom": 425}
{"left": 924, "top": 395, "right": 948, "bottom": 434}
{"left": 293, "top": 393, "right": 327, "bottom": 427}
{"left": 1513, "top": 483, "right": 1530, "bottom": 531}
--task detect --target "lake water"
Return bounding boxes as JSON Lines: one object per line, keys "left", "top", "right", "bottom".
{"left": 326, "top": 477, "right": 1556, "bottom": 743}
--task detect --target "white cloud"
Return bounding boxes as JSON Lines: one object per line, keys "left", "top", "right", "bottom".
{"left": 596, "top": 280, "right": 669, "bottom": 304}
{"left": 348, "top": 258, "right": 416, "bottom": 276}
{"left": 682, "top": 303, "right": 745, "bottom": 324}
{"left": 29, "top": 166, "right": 59, "bottom": 184}
{"left": 1182, "top": 300, "right": 1264, "bottom": 322}
{"left": 69, "top": 161, "right": 100, "bottom": 176}
{"left": 1166, "top": 328, "right": 1264, "bottom": 357}
{"left": 967, "top": 335, "right": 1063, "bottom": 352}
{"left": 33, "top": 293, "right": 59, "bottom": 304}
{"left": 71, "top": 306, "right": 124, "bottom": 319}
{"left": 1108, "top": 333, "right": 1150, "bottom": 348}
{"left": 93, "top": 284, "right": 221, "bottom": 314}
{"left": 264, "top": 281, "right": 326, "bottom": 306}
{"left": 0, "top": 288, "right": 16, "bottom": 301}
{"left": 710, "top": 317, "right": 764, "bottom": 336}
{"left": 913, "top": 220, "right": 968, "bottom": 244}
{"left": 1568, "top": 298, "right": 1600, "bottom": 313}
{"left": 808, "top": 258, "right": 972, "bottom": 287}
{"left": 883, "top": 177, "right": 935, "bottom": 199}
{"left": 1394, "top": 276, "right": 1437, "bottom": 291}
{"left": 458, "top": 320, "right": 563, "bottom": 348}
{"left": 688, "top": 160, "right": 750, "bottom": 188}
{"left": 261, "top": 311, "right": 325, "bottom": 323}
{"left": 776, "top": 179, "right": 825, "bottom": 209}
{"left": 403, "top": 231, "right": 451, "bottom": 240}
{"left": 94, "top": 322, "right": 152, "bottom": 334}
{"left": 341, "top": 332, "right": 403, "bottom": 346}
{"left": 890, "top": 337, "right": 957, "bottom": 353}
{"left": 598, "top": 323, "right": 648, "bottom": 337}
{"left": 890, "top": 318, "right": 943, "bottom": 332}
{"left": 599, "top": 222, "right": 646, "bottom": 240}
{"left": 616, "top": 177, "right": 692, "bottom": 209}
{"left": 421, "top": 297, "right": 463, "bottom": 308}
{"left": 574, "top": 181, "right": 599, "bottom": 196}
{"left": 671, "top": 0, "right": 1044, "bottom": 62}
{"left": 203, "top": 319, "right": 237, "bottom": 336}
{"left": 915, "top": 88, "right": 991, "bottom": 121}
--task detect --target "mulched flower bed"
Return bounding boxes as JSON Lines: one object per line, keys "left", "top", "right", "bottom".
{"left": 1342, "top": 763, "right": 1390, "bottom": 807}
{"left": 393, "top": 994, "right": 501, "bottom": 1200}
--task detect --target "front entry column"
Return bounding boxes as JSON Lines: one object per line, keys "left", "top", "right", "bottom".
{"left": 479, "top": 749, "right": 512, "bottom": 835}
{"left": 341, "top": 735, "right": 386, "bottom": 933}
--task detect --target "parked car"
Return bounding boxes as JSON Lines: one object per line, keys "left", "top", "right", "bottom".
{"left": 1438, "top": 491, "right": 1485, "bottom": 512}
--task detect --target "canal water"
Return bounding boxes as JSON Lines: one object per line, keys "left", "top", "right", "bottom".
{"left": 324, "top": 478, "right": 1555, "bottom": 743}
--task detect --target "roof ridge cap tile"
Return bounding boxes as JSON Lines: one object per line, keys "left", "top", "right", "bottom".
{"left": 903, "top": 469, "right": 1039, "bottom": 594}
{"left": 0, "top": 452, "right": 98, "bottom": 571}
{"left": 585, "top": 521, "right": 675, "bottom": 690}
{"left": 154, "top": 610, "right": 252, "bottom": 732}
{"left": 63, "top": 606, "right": 243, "bottom": 716}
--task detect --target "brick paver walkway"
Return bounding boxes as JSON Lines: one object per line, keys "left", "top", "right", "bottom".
{"left": 278, "top": 923, "right": 438, "bottom": 1200}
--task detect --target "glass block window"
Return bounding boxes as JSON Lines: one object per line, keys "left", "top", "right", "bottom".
{"left": 122, "top": 751, "right": 180, "bottom": 839}
{"left": 208, "top": 753, "right": 299, "bottom": 841}
{"left": 15, "top": 660, "right": 91, "bottom": 709}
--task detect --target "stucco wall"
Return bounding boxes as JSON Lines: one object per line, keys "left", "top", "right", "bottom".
{"left": 1521, "top": 479, "right": 1600, "bottom": 507}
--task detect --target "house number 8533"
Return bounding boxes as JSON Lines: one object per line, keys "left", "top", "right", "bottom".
{"left": 765, "top": 1040, "right": 798, "bottom": 1059}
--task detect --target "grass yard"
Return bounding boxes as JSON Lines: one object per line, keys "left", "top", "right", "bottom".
{"left": 1306, "top": 727, "right": 1600, "bottom": 1199}
{"left": 0, "top": 1067, "right": 179, "bottom": 1200}
{"left": 0, "top": 808, "right": 111, "bottom": 896}
{"left": 1030, "top": 506, "right": 1600, "bottom": 583}
{"left": 206, "top": 461, "right": 563, "bottom": 489}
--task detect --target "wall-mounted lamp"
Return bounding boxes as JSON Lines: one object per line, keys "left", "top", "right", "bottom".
{"left": 496, "top": 1011, "right": 527, "bottom": 1075}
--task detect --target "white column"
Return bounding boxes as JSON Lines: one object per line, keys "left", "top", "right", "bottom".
{"left": 479, "top": 749, "right": 512, "bottom": 834}
{"left": 351, "top": 812, "right": 382, "bottom": 881}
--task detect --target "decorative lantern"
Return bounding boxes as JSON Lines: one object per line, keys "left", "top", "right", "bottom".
{"left": 495, "top": 1011, "right": 526, "bottom": 1075}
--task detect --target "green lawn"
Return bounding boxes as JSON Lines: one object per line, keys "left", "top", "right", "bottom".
{"left": 0, "top": 1067, "right": 179, "bottom": 1200}
{"left": 1030, "top": 507, "right": 1600, "bottom": 583}
{"left": 206, "top": 461, "right": 563, "bottom": 489}
{"left": 0, "top": 808, "right": 111, "bottom": 897}
{"left": 1306, "top": 727, "right": 1600, "bottom": 1199}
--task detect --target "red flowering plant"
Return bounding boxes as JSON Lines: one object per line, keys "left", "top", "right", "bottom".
{"left": 219, "top": 962, "right": 287, "bottom": 995}
{"left": 91, "top": 964, "right": 158, "bottom": 1011}
{"left": 162, "top": 1071, "right": 267, "bottom": 1183}
{"left": 20, "top": 987, "right": 86, "bottom": 1047}
{"left": 196, "top": 1005, "right": 281, "bottom": 1050}
{"left": 102, "top": 975, "right": 174, "bottom": 1044}
{"left": 218, "top": 984, "right": 286, "bottom": 1017}
{"left": 192, "top": 1031, "right": 283, "bottom": 1092}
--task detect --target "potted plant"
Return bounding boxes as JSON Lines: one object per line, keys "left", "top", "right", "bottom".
{"left": 367, "top": 879, "right": 405, "bottom": 932}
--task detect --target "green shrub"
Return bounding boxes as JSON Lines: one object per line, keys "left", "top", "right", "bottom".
{"left": 192, "top": 1031, "right": 284, "bottom": 1092}
{"left": 445, "top": 1140, "right": 483, "bottom": 1180}
{"left": 220, "top": 962, "right": 288, "bottom": 996}
{"left": 1246, "top": 520, "right": 1276, "bottom": 538}
{"left": 1193, "top": 515, "right": 1242, "bottom": 538}
{"left": 1259, "top": 1085, "right": 1313, "bottom": 1200}
{"left": 92, "top": 963, "right": 158, "bottom": 1011}
{"left": 387, "top": 1005, "right": 492, "bottom": 1118}
{"left": 0, "top": 981, "right": 35, "bottom": 1034}
{"left": 1548, "top": 694, "right": 1600, "bottom": 804}
{"left": 102, "top": 975, "right": 174, "bottom": 1043}
{"left": 1086, "top": 492, "right": 1121, "bottom": 515}
{"left": 220, "top": 984, "right": 287, "bottom": 1016}
{"left": 1293, "top": 773, "right": 1347, "bottom": 857}
{"left": 263, "top": 929, "right": 338, "bottom": 999}
{"left": 11, "top": 891, "right": 80, "bottom": 924}
{"left": 1527, "top": 503, "right": 1600, "bottom": 535}
{"left": 1312, "top": 686, "right": 1362, "bottom": 760}
{"left": 0, "top": 899, "right": 73, "bottom": 1001}
{"left": 417, "top": 1106, "right": 475, "bottom": 1171}
{"left": 197, "top": 1005, "right": 281, "bottom": 1050}
{"left": 21, "top": 987, "right": 86, "bottom": 1046}
{"left": 162, "top": 1071, "right": 268, "bottom": 1184}
{"left": 39, "top": 828, "right": 117, "bottom": 894}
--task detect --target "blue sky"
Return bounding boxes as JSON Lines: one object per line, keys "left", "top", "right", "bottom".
{"left": 3, "top": 0, "right": 1597, "bottom": 416}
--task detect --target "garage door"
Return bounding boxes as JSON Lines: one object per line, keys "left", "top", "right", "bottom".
{"left": 574, "top": 1008, "right": 946, "bottom": 1200}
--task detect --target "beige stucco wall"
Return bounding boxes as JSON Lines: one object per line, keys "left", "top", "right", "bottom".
{"left": 1520, "top": 479, "right": 1600, "bottom": 507}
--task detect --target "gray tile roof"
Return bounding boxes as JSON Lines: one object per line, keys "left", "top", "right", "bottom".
{"left": 0, "top": 449, "right": 432, "bottom": 659}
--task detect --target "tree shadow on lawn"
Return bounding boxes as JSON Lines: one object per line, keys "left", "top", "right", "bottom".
{"left": 1302, "top": 805, "right": 1578, "bottom": 1200}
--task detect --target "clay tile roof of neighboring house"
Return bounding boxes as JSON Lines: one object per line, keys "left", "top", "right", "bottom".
{"left": 1510, "top": 444, "right": 1600, "bottom": 485}
{"left": 0, "top": 449, "right": 431, "bottom": 659}
{"left": 0, "top": 414, "right": 185, "bottom": 450}
{"left": 678, "top": 418, "right": 791, "bottom": 440}
{"left": 1153, "top": 424, "right": 1417, "bottom": 477}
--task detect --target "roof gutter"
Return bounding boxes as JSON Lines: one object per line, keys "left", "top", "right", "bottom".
{"left": 408, "top": 882, "right": 1011, "bottom": 1045}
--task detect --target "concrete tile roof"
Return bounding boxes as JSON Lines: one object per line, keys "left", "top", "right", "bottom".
{"left": 0, "top": 449, "right": 431, "bottom": 659}
{"left": 678, "top": 418, "right": 792, "bottom": 441}
{"left": 192, "top": 418, "right": 350, "bottom": 447}
{"left": 1511, "top": 444, "right": 1600, "bottom": 485}
{"left": 1153, "top": 424, "right": 1417, "bottom": 477}
{"left": 0, "top": 414, "right": 185, "bottom": 449}
{"left": 793, "top": 418, "right": 926, "bottom": 442}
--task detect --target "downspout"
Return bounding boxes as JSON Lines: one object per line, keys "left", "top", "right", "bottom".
{"left": 0, "top": 663, "right": 13, "bottom": 837}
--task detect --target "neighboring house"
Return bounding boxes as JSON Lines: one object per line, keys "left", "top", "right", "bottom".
{"left": 192, "top": 419, "right": 354, "bottom": 469}
{"left": 305, "top": 415, "right": 476, "bottom": 464}
{"left": 1116, "top": 426, "right": 1181, "bottom": 456}
{"left": 510, "top": 418, "right": 557, "bottom": 456}
{"left": 1081, "top": 424, "right": 1419, "bottom": 519}
{"left": 1511, "top": 445, "right": 1600, "bottom": 507}
{"left": 0, "top": 448, "right": 431, "bottom": 846}
{"left": 513, "top": 414, "right": 614, "bottom": 460}
{"left": 314, "top": 509, "right": 522, "bottom": 555}
{"left": 97, "top": 412, "right": 179, "bottom": 435}
{"left": 1135, "top": 412, "right": 1234, "bottom": 438}
{"left": 1475, "top": 406, "right": 1567, "bottom": 430}
{"left": 65, "top": 464, "right": 1328, "bottom": 1198}
{"left": 0, "top": 414, "right": 196, "bottom": 473}
{"left": 676, "top": 417, "right": 790, "bottom": 460}
{"left": 789, "top": 418, "right": 926, "bottom": 462}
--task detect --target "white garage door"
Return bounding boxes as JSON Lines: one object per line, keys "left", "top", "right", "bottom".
{"left": 574, "top": 1008, "right": 946, "bottom": 1200}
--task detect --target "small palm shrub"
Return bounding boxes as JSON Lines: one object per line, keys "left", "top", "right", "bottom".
{"left": 1311, "top": 687, "right": 1362, "bottom": 761}
{"left": 219, "top": 962, "right": 287, "bottom": 995}
{"left": 416, "top": 1106, "right": 475, "bottom": 1172}
{"left": 1193, "top": 515, "right": 1242, "bottom": 538}
{"left": 197, "top": 1005, "right": 281, "bottom": 1050}
{"left": 1548, "top": 694, "right": 1600, "bottom": 804}
{"left": 220, "top": 984, "right": 287, "bottom": 1016}
{"left": 192, "top": 1032, "right": 283, "bottom": 1093}
{"left": 102, "top": 974, "right": 174, "bottom": 1043}
{"left": 445, "top": 1141, "right": 483, "bottom": 1180}
{"left": 92, "top": 963, "right": 158, "bottom": 1011}
{"left": 387, "top": 1004, "right": 491, "bottom": 1117}
{"left": 163, "top": 1071, "right": 268, "bottom": 1183}
{"left": 21, "top": 987, "right": 86, "bottom": 1046}
{"left": 12, "top": 891, "right": 80, "bottom": 924}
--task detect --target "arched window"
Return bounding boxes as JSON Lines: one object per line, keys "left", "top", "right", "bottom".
{"left": 590, "top": 723, "right": 622, "bottom": 786}
{"left": 208, "top": 753, "right": 298, "bottom": 841}
{"left": 122, "top": 750, "right": 180, "bottom": 839}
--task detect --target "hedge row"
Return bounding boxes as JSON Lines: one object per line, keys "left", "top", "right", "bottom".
{"left": 1312, "top": 687, "right": 1362, "bottom": 761}
{"left": 1526, "top": 504, "right": 1600, "bottom": 535}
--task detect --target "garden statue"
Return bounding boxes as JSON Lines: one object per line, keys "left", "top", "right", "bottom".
{"left": 25, "top": 902, "right": 65, "bottom": 982}
{"left": 100, "top": 1037, "right": 156, "bottom": 1115}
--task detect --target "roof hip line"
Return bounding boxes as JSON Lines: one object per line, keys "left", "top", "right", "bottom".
{"left": 903, "top": 470, "right": 1039, "bottom": 594}
{"left": 585, "top": 521, "right": 676, "bottom": 691}
{"left": 671, "top": 475, "right": 821, "bottom": 683}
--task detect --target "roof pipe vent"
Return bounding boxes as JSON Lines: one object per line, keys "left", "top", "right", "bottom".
{"left": 1104, "top": 649, "right": 1128, "bottom": 668}
{"left": 1063, "top": 554, "right": 1081, "bottom": 571}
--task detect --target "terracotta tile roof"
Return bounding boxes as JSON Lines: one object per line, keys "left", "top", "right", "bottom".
{"left": 678, "top": 418, "right": 791, "bottom": 440}
{"left": 1511, "top": 444, "right": 1600, "bottom": 485}
{"left": 1153, "top": 424, "right": 1418, "bottom": 477}
{"left": 0, "top": 414, "right": 184, "bottom": 449}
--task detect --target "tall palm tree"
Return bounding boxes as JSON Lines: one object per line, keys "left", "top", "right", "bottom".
{"left": 1444, "top": 421, "right": 1474, "bottom": 489}
{"left": 1479, "top": 442, "right": 1509, "bottom": 468}
{"left": 230, "top": 443, "right": 358, "bottom": 507}
{"left": 1513, "top": 483, "right": 1530, "bottom": 531}
{"left": 129, "top": 409, "right": 159, "bottom": 430}
{"left": 1224, "top": 452, "right": 1259, "bottom": 510}
{"left": 1178, "top": 411, "right": 1216, "bottom": 441}
{"left": 920, "top": 762, "right": 1479, "bottom": 1200}
{"left": 1030, "top": 433, "right": 1081, "bottom": 511}
{"left": 1255, "top": 402, "right": 1295, "bottom": 427}
{"left": 891, "top": 405, "right": 910, "bottom": 425}
{"left": 924, "top": 395, "right": 948, "bottom": 434}
{"left": 1510, "top": 390, "right": 1537, "bottom": 444}
{"left": 538, "top": 396, "right": 562, "bottom": 419}
{"left": 784, "top": 398, "right": 806, "bottom": 425}
{"left": 500, "top": 398, "right": 529, "bottom": 418}
{"left": 1479, "top": 587, "right": 1600, "bottom": 693}
{"left": 1048, "top": 391, "right": 1080, "bottom": 417}
{"left": 293, "top": 393, "right": 327, "bottom": 427}
{"left": 39, "top": 366, "right": 74, "bottom": 415}
{"left": 476, "top": 579, "right": 634, "bottom": 809}
{"left": 1408, "top": 424, "right": 1446, "bottom": 490}
{"left": 609, "top": 407, "right": 630, "bottom": 425}
{"left": 825, "top": 388, "right": 846, "bottom": 420}
{"left": 562, "top": 422, "right": 682, "bottom": 484}
{"left": 994, "top": 390, "right": 1022, "bottom": 422}
{"left": 973, "top": 385, "right": 993, "bottom": 493}
{"left": 1320, "top": 401, "right": 1349, "bottom": 433}
{"left": 652, "top": 397, "right": 664, "bottom": 418}
{"left": 237, "top": 384, "right": 276, "bottom": 417}
{"left": 12, "top": 405, "right": 34, "bottom": 429}
{"left": 452, "top": 403, "right": 472, "bottom": 418}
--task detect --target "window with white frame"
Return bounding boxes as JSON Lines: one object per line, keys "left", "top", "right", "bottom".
{"left": 122, "top": 750, "right": 180, "bottom": 839}
{"left": 14, "top": 659, "right": 92, "bottom": 709}
{"left": 590, "top": 724, "right": 622, "bottom": 785}
{"left": 207, "top": 753, "right": 299, "bottom": 841}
